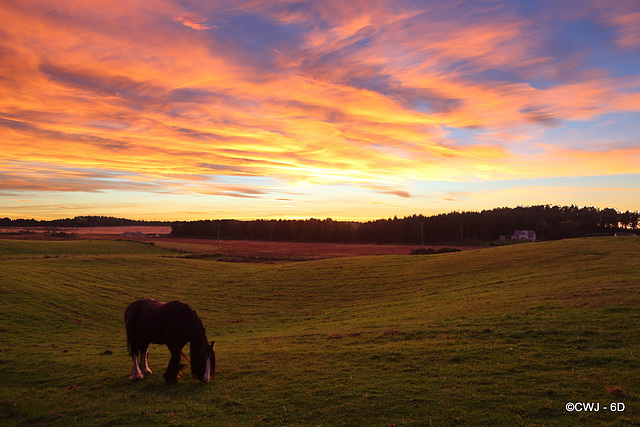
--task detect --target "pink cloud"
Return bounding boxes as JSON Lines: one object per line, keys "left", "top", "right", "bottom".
{"left": 174, "top": 12, "right": 215, "bottom": 30}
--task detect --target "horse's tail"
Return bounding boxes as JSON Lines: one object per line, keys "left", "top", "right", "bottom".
{"left": 124, "top": 300, "right": 142, "bottom": 357}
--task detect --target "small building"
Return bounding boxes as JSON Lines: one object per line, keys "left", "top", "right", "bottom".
{"left": 512, "top": 230, "right": 536, "bottom": 241}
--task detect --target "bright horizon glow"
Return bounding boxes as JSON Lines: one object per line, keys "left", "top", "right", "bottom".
{"left": 1, "top": 0, "right": 639, "bottom": 221}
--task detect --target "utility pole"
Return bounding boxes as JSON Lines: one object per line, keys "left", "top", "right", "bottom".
{"left": 217, "top": 223, "right": 220, "bottom": 250}
{"left": 421, "top": 222, "right": 424, "bottom": 247}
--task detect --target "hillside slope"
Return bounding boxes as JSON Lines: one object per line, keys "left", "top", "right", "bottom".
{"left": 0, "top": 237, "right": 638, "bottom": 425}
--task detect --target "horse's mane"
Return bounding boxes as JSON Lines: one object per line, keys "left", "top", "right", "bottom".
{"left": 163, "top": 300, "right": 200, "bottom": 318}
{"left": 163, "top": 301, "right": 205, "bottom": 331}
{"left": 163, "top": 301, "right": 208, "bottom": 356}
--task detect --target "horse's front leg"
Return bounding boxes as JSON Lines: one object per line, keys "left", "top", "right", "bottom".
{"left": 138, "top": 344, "right": 152, "bottom": 375}
{"left": 163, "top": 346, "right": 185, "bottom": 383}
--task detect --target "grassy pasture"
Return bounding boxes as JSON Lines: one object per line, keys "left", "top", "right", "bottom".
{"left": 0, "top": 239, "right": 175, "bottom": 259}
{"left": 0, "top": 237, "right": 638, "bottom": 425}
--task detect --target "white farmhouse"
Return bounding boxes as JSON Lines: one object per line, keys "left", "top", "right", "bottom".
{"left": 512, "top": 230, "right": 536, "bottom": 241}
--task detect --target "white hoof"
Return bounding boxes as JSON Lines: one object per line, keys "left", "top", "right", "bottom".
{"left": 129, "top": 371, "right": 144, "bottom": 381}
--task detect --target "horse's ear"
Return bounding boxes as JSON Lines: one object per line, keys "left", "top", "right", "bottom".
{"left": 210, "top": 341, "right": 215, "bottom": 350}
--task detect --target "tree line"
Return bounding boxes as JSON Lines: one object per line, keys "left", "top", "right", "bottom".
{"left": 0, "top": 216, "right": 168, "bottom": 228}
{"left": 170, "top": 205, "right": 639, "bottom": 244}
{"left": 2, "top": 206, "right": 637, "bottom": 244}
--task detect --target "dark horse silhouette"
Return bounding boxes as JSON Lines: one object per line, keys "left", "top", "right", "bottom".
{"left": 124, "top": 299, "right": 215, "bottom": 383}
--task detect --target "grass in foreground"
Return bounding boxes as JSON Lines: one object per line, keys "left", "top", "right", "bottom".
{"left": 0, "top": 237, "right": 638, "bottom": 425}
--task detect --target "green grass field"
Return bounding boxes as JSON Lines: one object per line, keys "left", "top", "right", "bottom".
{"left": 1, "top": 237, "right": 638, "bottom": 425}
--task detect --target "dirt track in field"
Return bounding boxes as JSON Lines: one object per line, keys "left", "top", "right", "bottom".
{"left": 89, "top": 234, "right": 480, "bottom": 260}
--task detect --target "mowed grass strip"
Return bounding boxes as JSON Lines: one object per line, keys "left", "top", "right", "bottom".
{"left": 0, "top": 239, "right": 175, "bottom": 259}
{"left": 0, "top": 237, "right": 638, "bottom": 425}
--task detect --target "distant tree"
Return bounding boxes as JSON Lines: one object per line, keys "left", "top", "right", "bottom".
{"left": 536, "top": 218, "right": 554, "bottom": 240}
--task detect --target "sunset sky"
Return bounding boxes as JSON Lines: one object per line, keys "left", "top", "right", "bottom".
{"left": 1, "top": 0, "right": 639, "bottom": 221}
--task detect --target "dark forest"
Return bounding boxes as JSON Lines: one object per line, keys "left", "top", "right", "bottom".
{"left": 170, "top": 205, "right": 638, "bottom": 244}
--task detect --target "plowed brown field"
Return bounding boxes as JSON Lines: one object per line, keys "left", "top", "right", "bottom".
{"left": 90, "top": 234, "right": 479, "bottom": 260}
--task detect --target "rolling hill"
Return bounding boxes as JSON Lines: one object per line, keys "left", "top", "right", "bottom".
{"left": 0, "top": 237, "right": 638, "bottom": 425}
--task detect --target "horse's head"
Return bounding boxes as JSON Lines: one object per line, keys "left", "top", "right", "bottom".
{"left": 191, "top": 341, "right": 215, "bottom": 382}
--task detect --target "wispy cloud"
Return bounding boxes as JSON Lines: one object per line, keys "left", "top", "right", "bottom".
{"left": 174, "top": 13, "right": 216, "bottom": 30}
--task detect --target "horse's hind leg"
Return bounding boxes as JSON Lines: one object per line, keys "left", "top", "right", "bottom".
{"left": 138, "top": 343, "right": 152, "bottom": 375}
{"left": 129, "top": 352, "right": 144, "bottom": 381}
{"left": 127, "top": 337, "right": 144, "bottom": 381}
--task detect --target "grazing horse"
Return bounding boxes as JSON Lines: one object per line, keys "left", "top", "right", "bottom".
{"left": 124, "top": 299, "right": 215, "bottom": 383}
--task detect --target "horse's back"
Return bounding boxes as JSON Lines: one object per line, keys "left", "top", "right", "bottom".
{"left": 124, "top": 299, "right": 166, "bottom": 338}
{"left": 125, "top": 298, "right": 163, "bottom": 322}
